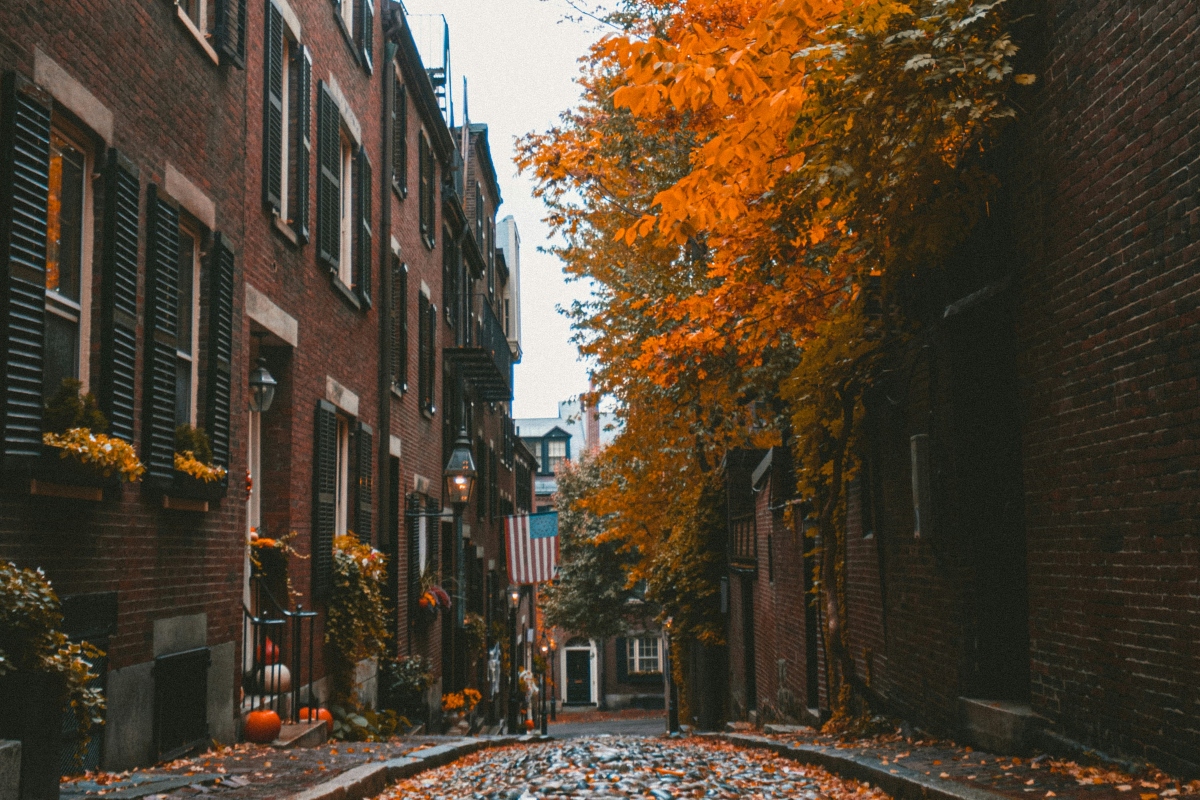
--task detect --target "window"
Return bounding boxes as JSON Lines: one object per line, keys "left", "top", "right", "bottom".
{"left": 179, "top": 0, "right": 211, "bottom": 35}
{"left": 391, "top": 73, "right": 407, "bottom": 196}
{"left": 316, "top": 82, "right": 371, "bottom": 305}
{"left": 474, "top": 182, "right": 483, "bottom": 243}
{"left": 44, "top": 128, "right": 93, "bottom": 403}
{"left": 626, "top": 637, "right": 661, "bottom": 674}
{"left": 442, "top": 227, "right": 457, "bottom": 331}
{"left": 390, "top": 258, "right": 407, "bottom": 392}
{"left": 175, "top": 225, "right": 201, "bottom": 426}
{"left": 335, "top": 415, "right": 350, "bottom": 536}
{"left": 487, "top": 218, "right": 495, "bottom": 300}
{"left": 545, "top": 438, "right": 567, "bottom": 475}
{"left": 418, "top": 131, "right": 434, "bottom": 248}
{"left": 263, "top": 5, "right": 312, "bottom": 241}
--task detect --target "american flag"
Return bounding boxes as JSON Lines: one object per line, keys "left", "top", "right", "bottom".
{"left": 505, "top": 512, "right": 559, "bottom": 585}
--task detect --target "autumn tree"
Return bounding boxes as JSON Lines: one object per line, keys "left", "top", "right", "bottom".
{"left": 521, "top": 0, "right": 1029, "bottom": 725}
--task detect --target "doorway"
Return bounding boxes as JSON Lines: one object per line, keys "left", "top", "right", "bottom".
{"left": 563, "top": 645, "right": 594, "bottom": 704}
{"left": 947, "top": 297, "right": 1030, "bottom": 701}
{"left": 741, "top": 576, "right": 757, "bottom": 714}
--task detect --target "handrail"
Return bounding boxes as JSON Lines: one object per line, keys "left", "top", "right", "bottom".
{"left": 243, "top": 577, "right": 319, "bottom": 725}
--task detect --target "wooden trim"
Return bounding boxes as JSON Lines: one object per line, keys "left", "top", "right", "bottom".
{"left": 30, "top": 480, "right": 103, "bottom": 502}
{"left": 163, "top": 496, "right": 209, "bottom": 512}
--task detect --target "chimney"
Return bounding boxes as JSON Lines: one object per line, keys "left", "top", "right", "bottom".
{"left": 585, "top": 384, "right": 601, "bottom": 453}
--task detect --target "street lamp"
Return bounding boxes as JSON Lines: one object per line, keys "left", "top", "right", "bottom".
{"left": 548, "top": 636, "right": 557, "bottom": 721}
{"left": 443, "top": 428, "right": 476, "bottom": 637}
{"left": 539, "top": 637, "right": 550, "bottom": 736}
{"left": 506, "top": 585, "right": 521, "bottom": 733}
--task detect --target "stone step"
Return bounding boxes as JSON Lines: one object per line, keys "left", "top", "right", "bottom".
{"left": 272, "top": 721, "right": 328, "bottom": 749}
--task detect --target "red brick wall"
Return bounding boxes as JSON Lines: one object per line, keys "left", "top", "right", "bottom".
{"left": 1010, "top": 0, "right": 1200, "bottom": 774}
{"left": 0, "top": 0, "right": 248, "bottom": 671}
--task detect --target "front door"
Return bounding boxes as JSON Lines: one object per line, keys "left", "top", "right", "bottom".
{"left": 565, "top": 649, "right": 592, "bottom": 704}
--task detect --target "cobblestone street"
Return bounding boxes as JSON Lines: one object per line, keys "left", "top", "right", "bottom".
{"left": 377, "top": 737, "right": 893, "bottom": 800}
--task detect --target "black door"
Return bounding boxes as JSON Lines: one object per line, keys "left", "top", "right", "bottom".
{"left": 948, "top": 297, "right": 1030, "bottom": 701}
{"left": 565, "top": 650, "right": 591, "bottom": 704}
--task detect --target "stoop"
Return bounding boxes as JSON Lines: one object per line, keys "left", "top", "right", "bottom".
{"left": 272, "top": 721, "right": 328, "bottom": 749}
{"left": 958, "top": 698, "right": 1043, "bottom": 755}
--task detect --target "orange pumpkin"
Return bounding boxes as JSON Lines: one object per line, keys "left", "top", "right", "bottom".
{"left": 299, "top": 706, "right": 334, "bottom": 724}
{"left": 256, "top": 638, "right": 280, "bottom": 665}
{"left": 245, "top": 709, "right": 281, "bottom": 743}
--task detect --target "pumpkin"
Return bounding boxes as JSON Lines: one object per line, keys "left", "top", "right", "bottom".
{"left": 299, "top": 706, "right": 334, "bottom": 724}
{"left": 256, "top": 638, "right": 280, "bottom": 665}
{"left": 245, "top": 709, "right": 281, "bottom": 743}
{"left": 524, "top": 719, "right": 535, "bottom": 730}
{"left": 257, "top": 663, "right": 292, "bottom": 693}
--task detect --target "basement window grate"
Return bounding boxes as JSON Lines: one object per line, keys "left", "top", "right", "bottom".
{"left": 154, "top": 647, "right": 211, "bottom": 760}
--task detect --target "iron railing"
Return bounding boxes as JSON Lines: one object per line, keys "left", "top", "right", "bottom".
{"left": 445, "top": 294, "right": 512, "bottom": 401}
{"left": 242, "top": 579, "right": 319, "bottom": 723}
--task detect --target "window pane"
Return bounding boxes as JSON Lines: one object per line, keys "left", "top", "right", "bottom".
{"left": 44, "top": 312, "right": 79, "bottom": 404}
{"left": 176, "top": 357, "right": 192, "bottom": 427}
{"left": 176, "top": 231, "right": 195, "bottom": 356}
{"left": 547, "top": 440, "right": 567, "bottom": 458}
{"left": 47, "top": 134, "right": 84, "bottom": 302}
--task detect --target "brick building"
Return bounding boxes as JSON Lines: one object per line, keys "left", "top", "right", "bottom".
{"left": 0, "top": 0, "right": 530, "bottom": 769}
{"left": 720, "top": 0, "right": 1200, "bottom": 777}
{"left": 0, "top": 0, "right": 250, "bottom": 769}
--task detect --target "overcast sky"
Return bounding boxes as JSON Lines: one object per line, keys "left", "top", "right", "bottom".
{"left": 401, "top": 0, "right": 603, "bottom": 419}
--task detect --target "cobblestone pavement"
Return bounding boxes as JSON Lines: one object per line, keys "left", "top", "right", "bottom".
{"left": 377, "top": 736, "right": 895, "bottom": 800}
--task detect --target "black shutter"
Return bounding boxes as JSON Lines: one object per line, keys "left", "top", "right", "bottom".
{"left": 406, "top": 494, "right": 420, "bottom": 615}
{"left": 99, "top": 151, "right": 140, "bottom": 444}
{"left": 426, "top": 299, "right": 437, "bottom": 414}
{"left": 392, "top": 259, "right": 407, "bottom": 392}
{"left": 355, "top": 147, "right": 372, "bottom": 305}
{"left": 355, "top": 421, "right": 373, "bottom": 541}
{"left": 425, "top": 496, "right": 440, "bottom": 576}
{"left": 615, "top": 638, "right": 628, "bottom": 683}
{"left": 214, "top": 0, "right": 248, "bottom": 68}
{"left": 417, "top": 134, "right": 429, "bottom": 240}
{"left": 295, "top": 46, "right": 312, "bottom": 242}
{"left": 0, "top": 74, "right": 51, "bottom": 460}
{"left": 262, "top": 0, "right": 284, "bottom": 213}
{"left": 313, "top": 400, "right": 337, "bottom": 599}
{"left": 475, "top": 436, "right": 486, "bottom": 518}
{"left": 360, "top": 0, "right": 374, "bottom": 72}
{"left": 206, "top": 234, "right": 235, "bottom": 470}
{"left": 315, "top": 83, "right": 340, "bottom": 271}
{"left": 392, "top": 81, "right": 406, "bottom": 196}
{"left": 143, "top": 187, "right": 180, "bottom": 483}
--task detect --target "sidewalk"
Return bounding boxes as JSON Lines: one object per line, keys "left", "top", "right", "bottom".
{"left": 726, "top": 726, "right": 1200, "bottom": 800}
{"left": 60, "top": 736, "right": 481, "bottom": 800}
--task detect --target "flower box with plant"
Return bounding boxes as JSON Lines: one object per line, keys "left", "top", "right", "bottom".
{"left": 37, "top": 379, "right": 144, "bottom": 493}
{"left": 441, "top": 687, "right": 481, "bottom": 719}
{"left": 380, "top": 654, "right": 434, "bottom": 727}
{"left": 0, "top": 562, "right": 105, "bottom": 797}
{"left": 168, "top": 425, "right": 228, "bottom": 501}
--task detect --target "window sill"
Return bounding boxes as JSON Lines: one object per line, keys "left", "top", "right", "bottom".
{"left": 175, "top": 5, "right": 221, "bottom": 66}
{"left": 332, "top": 276, "right": 363, "bottom": 310}
{"left": 392, "top": 181, "right": 407, "bottom": 201}
{"left": 421, "top": 405, "right": 436, "bottom": 420}
{"left": 422, "top": 234, "right": 435, "bottom": 252}
{"left": 391, "top": 384, "right": 406, "bottom": 400}
{"left": 271, "top": 213, "right": 301, "bottom": 247}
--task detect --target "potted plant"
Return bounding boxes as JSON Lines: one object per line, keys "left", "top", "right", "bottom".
{"left": 379, "top": 654, "right": 434, "bottom": 729}
{"left": 170, "top": 425, "right": 228, "bottom": 501}
{"left": 39, "top": 379, "right": 144, "bottom": 489}
{"left": 0, "top": 562, "right": 105, "bottom": 800}
{"left": 249, "top": 530, "right": 300, "bottom": 604}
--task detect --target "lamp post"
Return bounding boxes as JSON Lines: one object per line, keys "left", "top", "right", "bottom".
{"left": 539, "top": 637, "right": 550, "bottom": 736}
{"left": 506, "top": 585, "right": 521, "bottom": 733}
{"left": 443, "top": 428, "right": 476, "bottom": 694}
{"left": 548, "top": 637, "right": 557, "bottom": 721}
{"left": 664, "top": 617, "right": 680, "bottom": 734}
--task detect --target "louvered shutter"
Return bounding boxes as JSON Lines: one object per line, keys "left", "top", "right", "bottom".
{"left": 214, "top": 0, "right": 248, "bottom": 68}
{"left": 426, "top": 496, "right": 440, "bottom": 576}
{"left": 355, "top": 148, "right": 371, "bottom": 305}
{"left": 313, "top": 400, "right": 337, "bottom": 599}
{"left": 616, "top": 638, "right": 628, "bottom": 683}
{"left": 392, "top": 80, "right": 406, "bottom": 195}
{"left": 406, "top": 493, "right": 420, "bottom": 615}
{"left": 143, "top": 187, "right": 180, "bottom": 483}
{"left": 315, "top": 84, "right": 340, "bottom": 271}
{"left": 392, "top": 259, "right": 407, "bottom": 392}
{"left": 99, "top": 151, "right": 140, "bottom": 444}
{"left": 360, "top": 0, "right": 374, "bottom": 72}
{"left": 355, "top": 421, "right": 373, "bottom": 540}
{"left": 0, "top": 74, "right": 51, "bottom": 461}
{"left": 295, "top": 46, "right": 312, "bottom": 242}
{"left": 425, "top": 300, "right": 437, "bottom": 414}
{"left": 417, "top": 134, "right": 429, "bottom": 240}
{"left": 263, "top": 0, "right": 284, "bottom": 213}
{"left": 206, "top": 234, "right": 235, "bottom": 471}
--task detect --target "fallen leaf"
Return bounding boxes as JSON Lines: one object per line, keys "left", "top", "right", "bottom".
{"left": 1117, "top": 786, "right": 1132, "bottom": 792}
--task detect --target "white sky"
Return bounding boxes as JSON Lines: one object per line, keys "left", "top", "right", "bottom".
{"left": 401, "top": 0, "right": 603, "bottom": 419}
